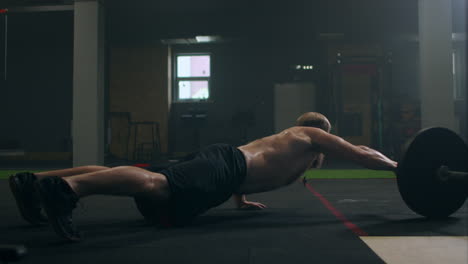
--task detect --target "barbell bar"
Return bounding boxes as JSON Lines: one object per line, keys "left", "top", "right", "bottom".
{"left": 436, "top": 165, "right": 468, "bottom": 184}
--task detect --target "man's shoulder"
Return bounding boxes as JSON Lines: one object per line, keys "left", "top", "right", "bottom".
{"left": 290, "top": 126, "right": 336, "bottom": 149}
{"left": 290, "top": 126, "right": 324, "bottom": 136}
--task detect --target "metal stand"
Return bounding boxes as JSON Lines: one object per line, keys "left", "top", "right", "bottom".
{"left": 130, "top": 121, "right": 161, "bottom": 161}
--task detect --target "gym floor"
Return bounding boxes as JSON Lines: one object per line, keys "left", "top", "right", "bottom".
{"left": 1, "top": 170, "right": 466, "bottom": 264}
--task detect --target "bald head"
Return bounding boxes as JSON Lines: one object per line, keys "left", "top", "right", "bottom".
{"left": 295, "top": 112, "right": 331, "bottom": 133}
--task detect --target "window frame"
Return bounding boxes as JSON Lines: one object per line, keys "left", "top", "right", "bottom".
{"left": 173, "top": 52, "right": 212, "bottom": 103}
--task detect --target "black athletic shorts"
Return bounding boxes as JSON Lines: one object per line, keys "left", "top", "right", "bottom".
{"left": 134, "top": 144, "right": 247, "bottom": 227}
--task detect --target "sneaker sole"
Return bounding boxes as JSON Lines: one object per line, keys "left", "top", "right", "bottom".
{"left": 35, "top": 181, "right": 81, "bottom": 242}
{"left": 8, "top": 176, "right": 46, "bottom": 226}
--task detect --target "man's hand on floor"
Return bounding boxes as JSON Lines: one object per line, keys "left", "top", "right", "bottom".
{"left": 237, "top": 200, "right": 267, "bottom": 210}
{"left": 233, "top": 194, "right": 266, "bottom": 210}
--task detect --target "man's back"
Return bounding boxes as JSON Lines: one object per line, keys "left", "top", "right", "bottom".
{"left": 238, "top": 127, "right": 320, "bottom": 194}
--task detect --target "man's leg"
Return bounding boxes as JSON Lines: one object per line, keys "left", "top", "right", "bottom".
{"left": 9, "top": 166, "right": 110, "bottom": 226}
{"left": 35, "top": 166, "right": 170, "bottom": 241}
{"left": 35, "top": 165, "right": 110, "bottom": 179}
{"left": 62, "top": 166, "right": 170, "bottom": 199}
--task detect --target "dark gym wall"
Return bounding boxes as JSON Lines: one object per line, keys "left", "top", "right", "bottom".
{"left": 106, "top": 1, "right": 421, "bottom": 157}
{"left": 0, "top": 11, "right": 73, "bottom": 157}
{"left": 168, "top": 41, "right": 276, "bottom": 154}
{"left": 384, "top": 42, "right": 420, "bottom": 158}
{"left": 0, "top": 1, "right": 459, "bottom": 164}
{"left": 106, "top": 39, "right": 278, "bottom": 157}
{"left": 108, "top": 43, "right": 169, "bottom": 156}
{"left": 0, "top": 13, "right": 5, "bottom": 81}
{"left": 0, "top": 13, "right": 6, "bottom": 148}
{"left": 466, "top": 0, "right": 468, "bottom": 142}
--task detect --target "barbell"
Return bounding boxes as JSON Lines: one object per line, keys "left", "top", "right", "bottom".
{"left": 397, "top": 127, "right": 468, "bottom": 218}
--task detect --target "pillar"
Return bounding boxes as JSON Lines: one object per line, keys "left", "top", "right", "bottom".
{"left": 73, "top": 0, "right": 105, "bottom": 166}
{"left": 418, "top": 0, "right": 456, "bottom": 130}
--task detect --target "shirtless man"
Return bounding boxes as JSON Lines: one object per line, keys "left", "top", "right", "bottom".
{"left": 9, "top": 112, "right": 397, "bottom": 241}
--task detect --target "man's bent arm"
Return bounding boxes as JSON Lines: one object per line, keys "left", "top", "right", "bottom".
{"left": 233, "top": 194, "right": 246, "bottom": 208}
{"left": 304, "top": 127, "right": 397, "bottom": 171}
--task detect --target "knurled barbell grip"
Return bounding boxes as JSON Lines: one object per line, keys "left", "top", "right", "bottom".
{"left": 436, "top": 166, "right": 468, "bottom": 183}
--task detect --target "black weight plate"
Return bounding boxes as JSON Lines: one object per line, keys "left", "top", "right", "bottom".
{"left": 397, "top": 127, "right": 468, "bottom": 218}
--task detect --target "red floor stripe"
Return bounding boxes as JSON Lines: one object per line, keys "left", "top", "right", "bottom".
{"left": 304, "top": 182, "right": 368, "bottom": 236}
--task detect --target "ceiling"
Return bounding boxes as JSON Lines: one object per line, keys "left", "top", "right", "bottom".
{"left": 106, "top": 0, "right": 421, "bottom": 41}
{"left": 2, "top": 0, "right": 466, "bottom": 43}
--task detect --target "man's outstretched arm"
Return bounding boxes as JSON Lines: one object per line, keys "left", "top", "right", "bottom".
{"left": 233, "top": 194, "right": 267, "bottom": 210}
{"left": 305, "top": 127, "right": 397, "bottom": 171}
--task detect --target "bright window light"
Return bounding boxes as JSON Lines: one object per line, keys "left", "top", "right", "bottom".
{"left": 174, "top": 54, "right": 211, "bottom": 101}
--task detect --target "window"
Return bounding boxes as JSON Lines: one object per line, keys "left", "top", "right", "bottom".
{"left": 174, "top": 54, "right": 211, "bottom": 102}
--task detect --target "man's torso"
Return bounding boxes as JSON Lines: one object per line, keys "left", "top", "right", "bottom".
{"left": 238, "top": 127, "right": 319, "bottom": 194}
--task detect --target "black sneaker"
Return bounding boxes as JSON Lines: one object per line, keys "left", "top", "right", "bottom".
{"left": 35, "top": 177, "right": 81, "bottom": 242}
{"left": 9, "top": 172, "right": 48, "bottom": 226}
